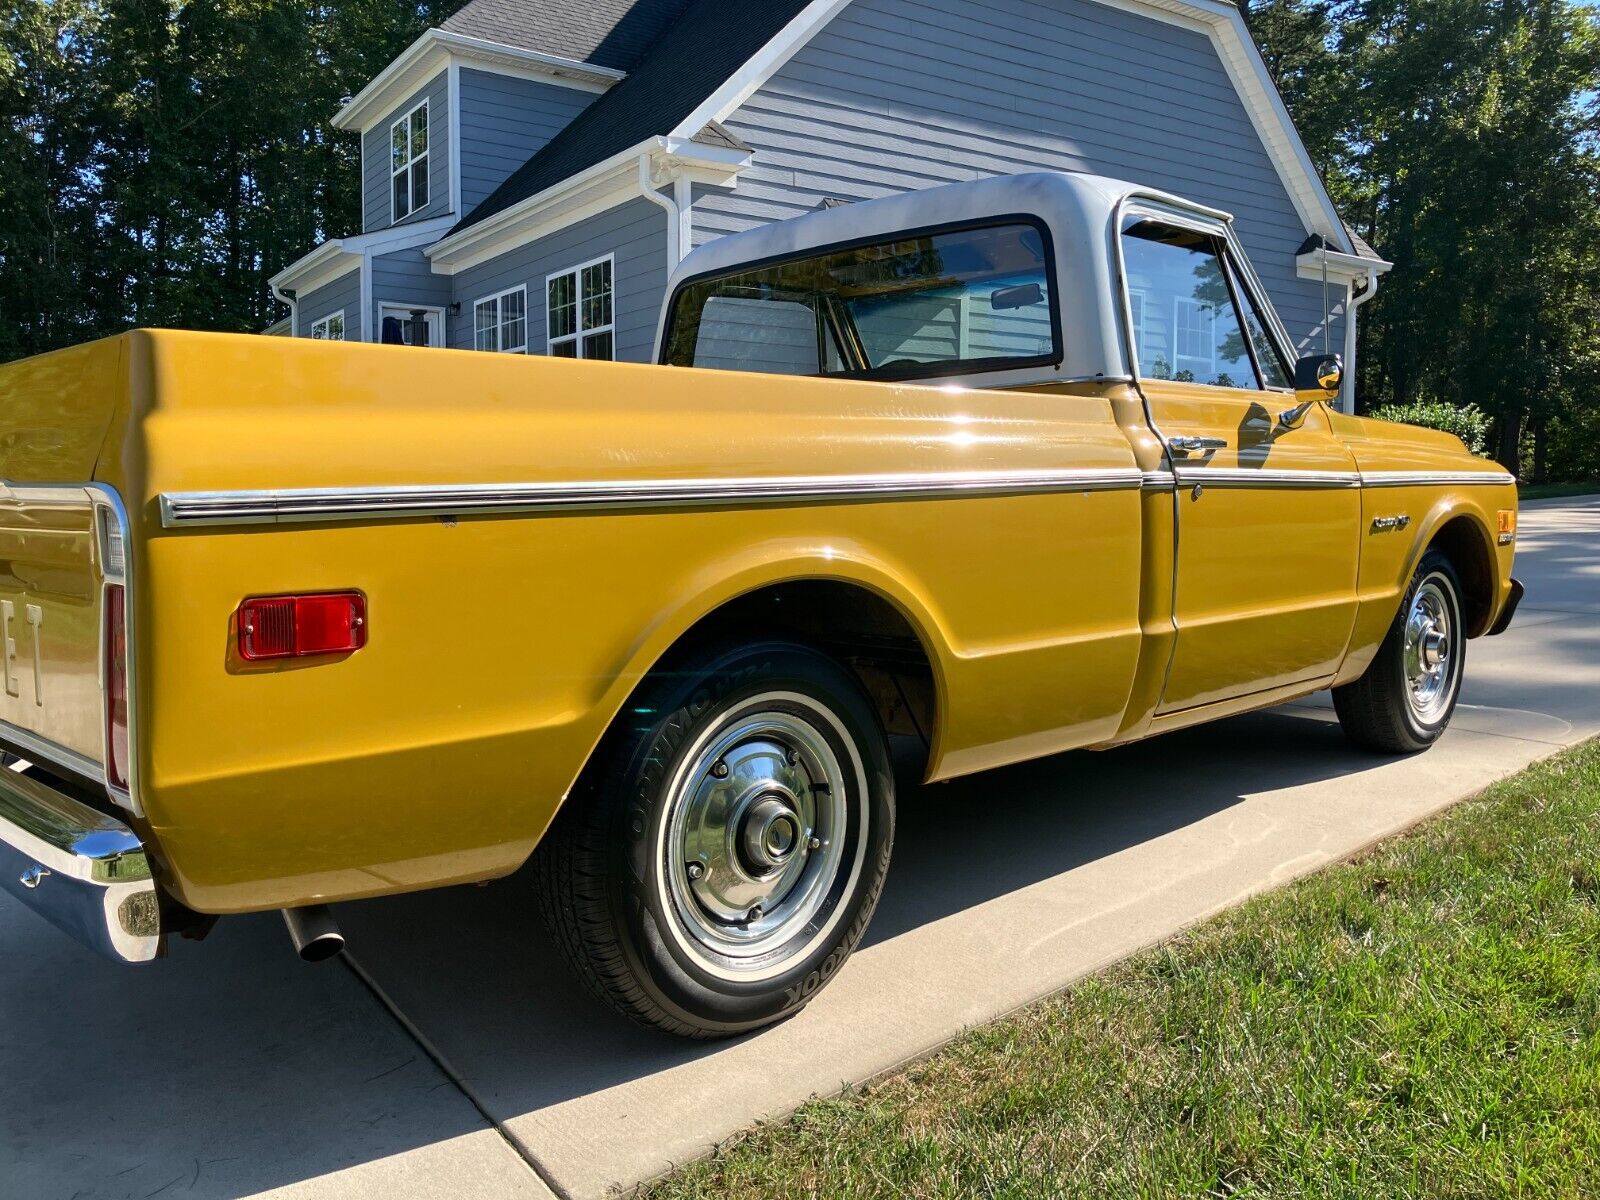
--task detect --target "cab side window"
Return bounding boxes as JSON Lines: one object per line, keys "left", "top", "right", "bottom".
{"left": 1122, "top": 221, "right": 1267, "bottom": 389}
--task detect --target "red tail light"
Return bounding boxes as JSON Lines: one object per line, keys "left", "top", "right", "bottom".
{"left": 238, "top": 592, "right": 367, "bottom": 661}
{"left": 105, "top": 584, "right": 129, "bottom": 790}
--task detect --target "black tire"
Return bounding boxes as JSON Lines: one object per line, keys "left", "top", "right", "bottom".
{"left": 1333, "top": 549, "right": 1466, "bottom": 754}
{"left": 532, "top": 640, "right": 895, "bottom": 1038}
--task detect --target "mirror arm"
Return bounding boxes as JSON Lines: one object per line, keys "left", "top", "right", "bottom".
{"left": 1277, "top": 400, "right": 1317, "bottom": 431}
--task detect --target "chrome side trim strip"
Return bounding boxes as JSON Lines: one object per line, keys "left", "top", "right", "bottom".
{"left": 160, "top": 468, "right": 1148, "bottom": 528}
{"left": 1141, "top": 471, "right": 1175, "bottom": 491}
{"left": 1360, "top": 470, "right": 1517, "bottom": 488}
{"left": 1173, "top": 468, "right": 1361, "bottom": 490}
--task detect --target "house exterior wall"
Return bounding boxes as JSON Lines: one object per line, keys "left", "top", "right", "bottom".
{"left": 446, "top": 196, "right": 668, "bottom": 360}
{"left": 459, "top": 69, "right": 598, "bottom": 214}
{"left": 690, "top": 0, "right": 1346, "bottom": 359}
{"left": 298, "top": 269, "right": 363, "bottom": 341}
{"left": 372, "top": 247, "right": 454, "bottom": 342}
{"left": 362, "top": 71, "right": 452, "bottom": 233}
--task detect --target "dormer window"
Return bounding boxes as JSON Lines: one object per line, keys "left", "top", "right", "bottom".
{"left": 390, "top": 101, "right": 429, "bottom": 222}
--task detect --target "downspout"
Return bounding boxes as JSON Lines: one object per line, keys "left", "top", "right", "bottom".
{"left": 1341, "top": 266, "right": 1380, "bottom": 414}
{"left": 271, "top": 281, "right": 299, "bottom": 338}
{"left": 639, "top": 153, "right": 681, "bottom": 270}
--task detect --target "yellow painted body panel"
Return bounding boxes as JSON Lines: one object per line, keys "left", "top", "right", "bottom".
{"left": 1142, "top": 379, "right": 1362, "bottom": 709}
{"left": 0, "top": 330, "right": 1517, "bottom": 914}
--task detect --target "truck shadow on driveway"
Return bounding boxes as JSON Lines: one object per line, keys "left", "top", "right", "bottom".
{"left": 334, "top": 706, "right": 1377, "bottom": 1110}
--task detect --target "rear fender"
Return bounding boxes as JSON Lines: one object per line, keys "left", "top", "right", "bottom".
{"left": 561, "top": 541, "right": 955, "bottom": 800}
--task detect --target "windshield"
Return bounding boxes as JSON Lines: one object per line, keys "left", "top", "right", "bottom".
{"left": 662, "top": 221, "right": 1059, "bottom": 382}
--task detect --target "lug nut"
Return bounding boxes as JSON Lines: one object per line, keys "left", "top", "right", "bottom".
{"left": 808, "top": 836, "right": 822, "bottom": 850}
{"left": 711, "top": 760, "right": 729, "bottom": 779}
{"left": 747, "top": 905, "right": 763, "bottom": 922}
{"left": 786, "top": 748, "right": 800, "bottom": 766}
{"left": 687, "top": 862, "right": 705, "bottom": 880}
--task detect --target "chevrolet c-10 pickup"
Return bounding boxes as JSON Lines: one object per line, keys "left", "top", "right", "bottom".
{"left": 0, "top": 172, "right": 1522, "bottom": 1037}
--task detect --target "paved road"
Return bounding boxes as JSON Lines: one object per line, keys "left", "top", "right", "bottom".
{"left": 4, "top": 496, "right": 1596, "bottom": 1200}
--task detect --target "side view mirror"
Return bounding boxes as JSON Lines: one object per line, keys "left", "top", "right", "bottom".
{"left": 1281, "top": 354, "right": 1343, "bottom": 430}
{"left": 1294, "top": 353, "right": 1343, "bottom": 400}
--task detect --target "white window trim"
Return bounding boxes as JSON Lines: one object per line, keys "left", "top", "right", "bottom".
{"left": 310, "top": 310, "right": 346, "bottom": 341}
{"left": 379, "top": 302, "right": 446, "bottom": 348}
{"left": 1173, "top": 296, "right": 1215, "bottom": 369}
{"left": 390, "top": 99, "right": 430, "bottom": 224}
{"left": 472, "top": 285, "right": 529, "bottom": 353}
{"left": 545, "top": 253, "right": 616, "bottom": 359}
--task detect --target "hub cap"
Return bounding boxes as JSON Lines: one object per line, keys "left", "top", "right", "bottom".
{"left": 659, "top": 698, "right": 857, "bottom": 980}
{"left": 1403, "top": 576, "right": 1458, "bottom": 723}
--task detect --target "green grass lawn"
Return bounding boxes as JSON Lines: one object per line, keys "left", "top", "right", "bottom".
{"left": 1521, "top": 481, "right": 1600, "bottom": 501}
{"left": 645, "top": 741, "right": 1600, "bottom": 1200}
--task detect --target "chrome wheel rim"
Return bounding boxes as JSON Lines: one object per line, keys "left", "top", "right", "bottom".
{"left": 1403, "top": 575, "right": 1458, "bottom": 724}
{"left": 657, "top": 692, "right": 862, "bottom": 982}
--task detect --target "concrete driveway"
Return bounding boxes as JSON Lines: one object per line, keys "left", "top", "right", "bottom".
{"left": 4, "top": 495, "right": 1596, "bottom": 1200}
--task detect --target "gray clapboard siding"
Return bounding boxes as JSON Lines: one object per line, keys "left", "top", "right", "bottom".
{"left": 694, "top": 0, "right": 1345, "bottom": 357}
{"left": 298, "top": 269, "right": 362, "bottom": 341}
{"left": 459, "top": 69, "right": 597, "bottom": 214}
{"left": 362, "top": 71, "right": 451, "bottom": 233}
{"left": 372, "top": 246, "right": 454, "bottom": 341}
{"left": 446, "top": 196, "right": 667, "bottom": 360}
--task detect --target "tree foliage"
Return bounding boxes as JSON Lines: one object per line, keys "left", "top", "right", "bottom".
{"left": 1246, "top": 0, "right": 1600, "bottom": 478}
{"left": 0, "top": 0, "right": 464, "bottom": 360}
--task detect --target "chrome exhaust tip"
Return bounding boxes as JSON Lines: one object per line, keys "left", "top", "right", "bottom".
{"left": 282, "top": 904, "right": 344, "bottom": 963}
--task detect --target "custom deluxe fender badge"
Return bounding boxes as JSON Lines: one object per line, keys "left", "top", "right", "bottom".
{"left": 1498, "top": 509, "right": 1517, "bottom": 545}
{"left": 1370, "top": 514, "right": 1412, "bottom": 533}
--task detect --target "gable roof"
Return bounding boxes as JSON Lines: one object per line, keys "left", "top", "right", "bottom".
{"left": 438, "top": 0, "right": 1361, "bottom": 264}
{"left": 440, "top": 0, "right": 695, "bottom": 72}
{"left": 450, "top": 0, "right": 811, "bottom": 236}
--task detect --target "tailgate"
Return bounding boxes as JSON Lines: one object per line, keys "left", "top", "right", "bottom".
{"left": 0, "top": 336, "right": 129, "bottom": 785}
{"left": 0, "top": 485, "right": 112, "bottom": 779}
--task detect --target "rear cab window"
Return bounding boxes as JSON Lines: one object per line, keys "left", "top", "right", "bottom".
{"left": 662, "top": 221, "right": 1061, "bottom": 382}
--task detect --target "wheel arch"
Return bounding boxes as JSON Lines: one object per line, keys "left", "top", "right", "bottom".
{"left": 1418, "top": 509, "right": 1499, "bottom": 638}
{"left": 565, "top": 550, "right": 955, "bottom": 806}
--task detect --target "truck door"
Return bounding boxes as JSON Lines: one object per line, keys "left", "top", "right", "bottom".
{"left": 1120, "top": 217, "right": 1360, "bottom": 711}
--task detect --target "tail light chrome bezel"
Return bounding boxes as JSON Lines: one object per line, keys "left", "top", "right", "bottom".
{"left": 89, "top": 486, "right": 141, "bottom": 818}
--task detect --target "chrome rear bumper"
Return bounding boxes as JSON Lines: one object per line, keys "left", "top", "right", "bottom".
{"left": 0, "top": 765, "right": 162, "bottom": 962}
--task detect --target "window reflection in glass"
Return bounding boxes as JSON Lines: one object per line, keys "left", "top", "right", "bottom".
{"left": 1121, "top": 222, "right": 1260, "bottom": 389}
{"left": 664, "top": 222, "right": 1058, "bottom": 380}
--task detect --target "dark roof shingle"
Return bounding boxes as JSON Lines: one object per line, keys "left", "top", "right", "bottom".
{"left": 441, "top": 0, "right": 695, "bottom": 72}
{"left": 450, "top": 0, "right": 809, "bottom": 235}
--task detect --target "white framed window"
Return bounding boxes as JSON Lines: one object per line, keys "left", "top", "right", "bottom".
{"left": 1173, "top": 296, "right": 1214, "bottom": 365}
{"left": 473, "top": 286, "right": 528, "bottom": 353}
{"left": 390, "top": 100, "right": 430, "bottom": 223}
{"left": 310, "top": 310, "right": 345, "bottom": 341}
{"left": 546, "top": 254, "right": 614, "bottom": 360}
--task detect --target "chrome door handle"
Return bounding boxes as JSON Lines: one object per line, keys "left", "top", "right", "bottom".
{"left": 1168, "top": 436, "right": 1227, "bottom": 457}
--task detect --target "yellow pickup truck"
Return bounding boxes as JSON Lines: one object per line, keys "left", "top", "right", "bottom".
{"left": 0, "top": 172, "right": 1520, "bottom": 1037}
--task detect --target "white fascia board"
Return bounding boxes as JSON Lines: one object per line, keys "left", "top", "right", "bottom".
{"left": 1297, "top": 248, "right": 1393, "bottom": 282}
{"left": 425, "top": 138, "right": 751, "bottom": 275}
{"left": 270, "top": 240, "right": 362, "bottom": 297}
{"left": 670, "top": 0, "right": 854, "bottom": 140}
{"left": 671, "top": 0, "right": 1354, "bottom": 255}
{"left": 333, "top": 29, "right": 624, "bottom": 132}
{"left": 271, "top": 216, "right": 456, "bottom": 295}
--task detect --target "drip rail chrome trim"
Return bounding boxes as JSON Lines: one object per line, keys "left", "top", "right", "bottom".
{"left": 1359, "top": 470, "right": 1517, "bottom": 488}
{"left": 159, "top": 468, "right": 1148, "bottom": 528}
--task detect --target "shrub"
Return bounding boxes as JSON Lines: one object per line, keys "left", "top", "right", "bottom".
{"left": 1368, "top": 400, "right": 1491, "bottom": 454}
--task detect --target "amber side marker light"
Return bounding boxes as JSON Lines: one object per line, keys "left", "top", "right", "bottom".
{"left": 238, "top": 592, "right": 367, "bottom": 661}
